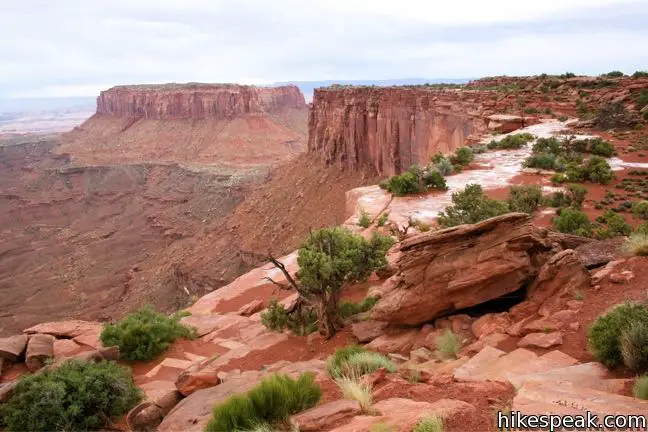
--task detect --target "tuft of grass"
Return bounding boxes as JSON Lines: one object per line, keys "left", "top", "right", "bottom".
{"left": 573, "top": 290, "right": 585, "bottom": 301}
{"left": 625, "top": 233, "right": 648, "bottom": 256}
{"left": 336, "top": 375, "right": 373, "bottom": 414}
{"left": 376, "top": 213, "right": 389, "bottom": 227}
{"left": 339, "top": 296, "right": 380, "bottom": 319}
{"left": 413, "top": 416, "right": 444, "bottom": 432}
{"left": 634, "top": 376, "right": 648, "bottom": 400}
{"left": 206, "top": 373, "right": 321, "bottom": 432}
{"left": 436, "top": 329, "right": 462, "bottom": 360}
{"left": 326, "top": 345, "right": 367, "bottom": 378}
{"left": 340, "top": 351, "right": 397, "bottom": 377}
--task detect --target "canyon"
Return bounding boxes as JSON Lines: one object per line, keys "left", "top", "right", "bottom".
{"left": 2, "top": 74, "right": 648, "bottom": 431}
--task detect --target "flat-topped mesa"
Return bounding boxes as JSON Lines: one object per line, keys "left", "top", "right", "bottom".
{"left": 307, "top": 86, "right": 488, "bottom": 176}
{"left": 96, "top": 83, "right": 306, "bottom": 120}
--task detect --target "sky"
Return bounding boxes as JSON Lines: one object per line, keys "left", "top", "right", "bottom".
{"left": 1, "top": 0, "right": 647, "bottom": 98}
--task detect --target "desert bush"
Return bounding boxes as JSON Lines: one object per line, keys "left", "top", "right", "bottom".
{"left": 524, "top": 153, "right": 557, "bottom": 170}
{"left": 635, "top": 222, "right": 648, "bottom": 235}
{"left": 100, "top": 305, "right": 196, "bottom": 361}
{"left": 487, "top": 133, "right": 535, "bottom": 150}
{"left": 433, "top": 156, "right": 454, "bottom": 176}
{"left": 0, "top": 360, "right": 141, "bottom": 432}
{"left": 422, "top": 171, "right": 448, "bottom": 190}
{"left": 206, "top": 373, "right": 321, "bottom": 432}
{"left": 552, "top": 208, "right": 592, "bottom": 237}
{"left": 414, "top": 416, "right": 445, "bottom": 432}
{"left": 567, "top": 184, "right": 588, "bottom": 209}
{"left": 437, "top": 184, "right": 509, "bottom": 228}
{"left": 620, "top": 321, "right": 648, "bottom": 371}
{"left": 339, "top": 296, "right": 380, "bottom": 318}
{"left": 625, "top": 233, "right": 648, "bottom": 256}
{"left": 436, "top": 329, "right": 462, "bottom": 359}
{"left": 532, "top": 137, "right": 561, "bottom": 154}
{"left": 580, "top": 156, "right": 615, "bottom": 184}
{"left": 636, "top": 90, "right": 648, "bottom": 111}
{"left": 595, "top": 102, "right": 638, "bottom": 129}
{"left": 588, "top": 302, "right": 648, "bottom": 367}
{"left": 336, "top": 375, "right": 373, "bottom": 413}
{"left": 633, "top": 71, "right": 648, "bottom": 79}
{"left": 449, "top": 147, "right": 474, "bottom": 166}
{"left": 558, "top": 115, "right": 569, "bottom": 122}
{"left": 634, "top": 376, "right": 648, "bottom": 400}
{"left": 382, "top": 170, "right": 423, "bottom": 196}
{"left": 565, "top": 137, "right": 615, "bottom": 157}
{"left": 544, "top": 191, "right": 569, "bottom": 208}
{"left": 261, "top": 298, "right": 288, "bottom": 332}
{"left": 358, "top": 209, "right": 371, "bottom": 228}
{"left": 560, "top": 72, "right": 576, "bottom": 78}
{"left": 603, "top": 71, "right": 625, "bottom": 78}
{"left": 507, "top": 185, "right": 542, "bottom": 214}
{"left": 376, "top": 213, "right": 389, "bottom": 227}
{"left": 595, "top": 210, "right": 632, "bottom": 239}
{"left": 550, "top": 173, "right": 566, "bottom": 184}
{"left": 632, "top": 201, "right": 648, "bottom": 219}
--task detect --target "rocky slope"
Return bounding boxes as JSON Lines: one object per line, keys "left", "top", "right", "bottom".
{"left": 58, "top": 84, "right": 308, "bottom": 166}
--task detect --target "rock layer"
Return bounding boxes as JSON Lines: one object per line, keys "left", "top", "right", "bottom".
{"left": 96, "top": 84, "right": 306, "bottom": 120}
{"left": 371, "top": 214, "right": 567, "bottom": 325}
{"left": 308, "top": 86, "right": 488, "bottom": 176}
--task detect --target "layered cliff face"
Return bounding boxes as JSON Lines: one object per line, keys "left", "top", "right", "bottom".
{"left": 308, "top": 87, "right": 488, "bottom": 176}
{"left": 59, "top": 84, "right": 308, "bottom": 166}
{"left": 95, "top": 84, "right": 306, "bottom": 120}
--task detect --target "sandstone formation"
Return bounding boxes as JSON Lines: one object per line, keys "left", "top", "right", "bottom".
{"left": 59, "top": 84, "right": 309, "bottom": 166}
{"left": 308, "top": 86, "right": 488, "bottom": 176}
{"left": 0, "top": 334, "right": 28, "bottom": 362}
{"left": 25, "top": 333, "right": 55, "bottom": 371}
{"left": 370, "top": 213, "right": 584, "bottom": 326}
{"left": 96, "top": 84, "right": 305, "bottom": 120}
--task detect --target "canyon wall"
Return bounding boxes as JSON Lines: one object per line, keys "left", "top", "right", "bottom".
{"left": 308, "top": 87, "right": 488, "bottom": 176}
{"left": 96, "top": 84, "right": 306, "bottom": 120}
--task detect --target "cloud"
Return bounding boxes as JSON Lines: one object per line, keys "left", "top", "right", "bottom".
{"left": 1, "top": 0, "right": 646, "bottom": 98}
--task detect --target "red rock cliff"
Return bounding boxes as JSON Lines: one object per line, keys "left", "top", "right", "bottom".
{"left": 308, "top": 87, "right": 488, "bottom": 176}
{"left": 96, "top": 84, "right": 306, "bottom": 120}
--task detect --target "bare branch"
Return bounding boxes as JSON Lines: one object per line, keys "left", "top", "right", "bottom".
{"left": 263, "top": 276, "right": 290, "bottom": 290}
{"left": 267, "top": 252, "right": 300, "bottom": 292}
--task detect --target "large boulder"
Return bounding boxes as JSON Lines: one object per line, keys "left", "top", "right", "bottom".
{"left": 23, "top": 320, "right": 102, "bottom": 338}
{"left": 0, "top": 334, "right": 28, "bottom": 362}
{"left": 371, "top": 214, "right": 559, "bottom": 325}
{"left": 25, "top": 334, "right": 55, "bottom": 371}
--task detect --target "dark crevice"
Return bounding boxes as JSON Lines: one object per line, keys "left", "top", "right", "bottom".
{"left": 447, "top": 279, "right": 531, "bottom": 319}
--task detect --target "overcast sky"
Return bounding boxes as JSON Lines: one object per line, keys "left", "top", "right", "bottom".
{"left": 1, "top": 0, "right": 647, "bottom": 98}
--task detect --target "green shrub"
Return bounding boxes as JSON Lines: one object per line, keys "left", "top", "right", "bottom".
{"left": 422, "top": 171, "right": 448, "bottom": 190}
{"left": 260, "top": 299, "right": 317, "bottom": 336}
{"left": 560, "top": 72, "right": 576, "bottom": 79}
{"left": 603, "top": 71, "right": 625, "bottom": 78}
{"left": 636, "top": 90, "right": 648, "bottom": 111}
{"left": 339, "top": 296, "right": 380, "bottom": 318}
{"left": 567, "top": 184, "right": 588, "bottom": 209}
{"left": 596, "top": 102, "right": 638, "bottom": 129}
{"left": 633, "top": 71, "right": 648, "bottom": 79}
{"left": 327, "top": 345, "right": 367, "bottom": 378}
{"left": 0, "top": 360, "right": 141, "bottom": 432}
{"left": 206, "top": 373, "right": 321, "bottom": 432}
{"left": 261, "top": 298, "right": 288, "bottom": 332}
{"left": 552, "top": 208, "right": 592, "bottom": 237}
{"left": 544, "top": 191, "right": 569, "bottom": 208}
{"left": 588, "top": 303, "right": 648, "bottom": 367}
{"left": 625, "top": 233, "right": 648, "bottom": 256}
{"left": 632, "top": 201, "right": 648, "bottom": 219}
{"left": 433, "top": 157, "right": 453, "bottom": 176}
{"left": 376, "top": 213, "right": 389, "bottom": 227}
{"left": 558, "top": 115, "right": 569, "bottom": 122}
{"left": 100, "top": 305, "right": 196, "bottom": 361}
{"left": 524, "top": 107, "right": 538, "bottom": 114}
{"left": 414, "top": 416, "right": 444, "bottom": 432}
{"left": 634, "top": 376, "right": 648, "bottom": 400}
{"left": 595, "top": 210, "right": 632, "bottom": 239}
{"left": 579, "top": 156, "right": 615, "bottom": 184}
{"left": 383, "top": 171, "right": 423, "bottom": 196}
{"left": 358, "top": 209, "right": 371, "bottom": 228}
{"left": 550, "top": 173, "right": 566, "bottom": 184}
{"left": 436, "top": 329, "right": 462, "bottom": 359}
{"left": 438, "top": 184, "right": 509, "bottom": 228}
{"left": 507, "top": 185, "right": 542, "bottom": 214}
{"left": 621, "top": 321, "right": 648, "bottom": 371}
{"left": 488, "top": 133, "right": 535, "bottom": 150}
{"left": 450, "top": 147, "right": 474, "bottom": 166}
{"left": 524, "top": 153, "right": 557, "bottom": 170}
{"left": 636, "top": 222, "right": 648, "bottom": 235}
{"left": 532, "top": 137, "right": 562, "bottom": 155}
